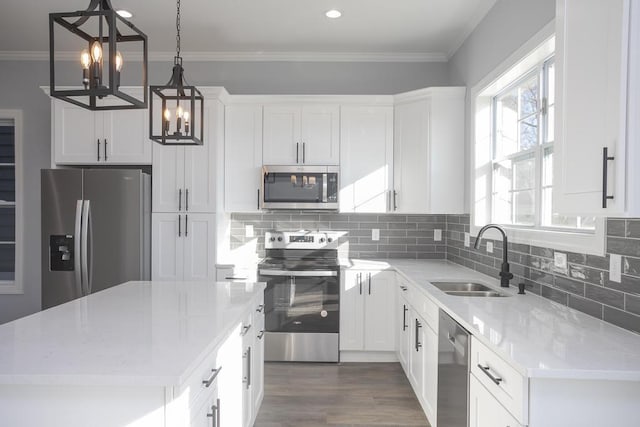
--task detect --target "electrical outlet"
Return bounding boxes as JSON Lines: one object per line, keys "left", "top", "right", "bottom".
{"left": 554, "top": 252, "right": 568, "bottom": 271}
{"left": 464, "top": 232, "right": 470, "bottom": 247}
{"left": 610, "top": 254, "right": 622, "bottom": 283}
{"left": 245, "top": 225, "right": 254, "bottom": 238}
{"left": 486, "top": 241, "right": 493, "bottom": 253}
{"left": 371, "top": 228, "right": 380, "bottom": 241}
{"left": 434, "top": 229, "right": 442, "bottom": 241}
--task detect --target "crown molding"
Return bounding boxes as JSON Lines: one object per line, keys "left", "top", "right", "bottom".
{"left": 446, "top": 0, "right": 498, "bottom": 59}
{"left": 2, "top": 50, "right": 448, "bottom": 63}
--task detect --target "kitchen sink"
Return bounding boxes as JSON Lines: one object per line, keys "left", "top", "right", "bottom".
{"left": 430, "top": 281, "right": 508, "bottom": 297}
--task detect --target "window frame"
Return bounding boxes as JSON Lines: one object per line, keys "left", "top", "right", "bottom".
{"left": 469, "top": 23, "right": 606, "bottom": 256}
{"left": 0, "top": 110, "right": 23, "bottom": 294}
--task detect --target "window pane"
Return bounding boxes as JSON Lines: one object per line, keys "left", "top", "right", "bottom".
{"left": 0, "top": 166, "right": 15, "bottom": 202}
{"left": 513, "top": 190, "right": 535, "bottom": 225}
{"left": 520, "top": 75, "right": 539, "bottom": 117}
{"left": 543, "top": 147, "right": 553, "bottom": 186}
{"left": 546, "top": 105, "right": 555, "bottom": 143}
{"left": 514, "top": 156, "right": 535, "bottom": 190}
{"left": 547, "top": 62, "right": 555, "bottom": 106}
{"left": 0, "top": 207, "right": 15, "bottom": 241}
{"left": 0, "top": 126, "right": 15, "bottom": 164}
{"left": 495, "top": 89, "right": 519, "bottom": 157}
{"left": 493, "top": 161, "right": 513, "bottom": 224}
{"left": 0, "top": 244, "right": 15, "bottom": 280}
{"left": 519, "top": 115, "right": 539, "bottom": 151}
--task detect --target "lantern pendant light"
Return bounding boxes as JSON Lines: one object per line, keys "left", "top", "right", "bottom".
{"left": 149, "top": 0, "right": 204, "bottom": 146}
{"left": 49, "top": 0, "right": 148, "bottom": 110}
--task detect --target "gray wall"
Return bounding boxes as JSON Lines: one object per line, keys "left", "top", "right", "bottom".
{"left": 0, "top": 59, "right": 450, "bottom": 324}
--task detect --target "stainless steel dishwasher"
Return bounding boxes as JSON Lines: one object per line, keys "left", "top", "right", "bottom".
{"left": 437, "top": 309, "right": 470, "bottom": 427}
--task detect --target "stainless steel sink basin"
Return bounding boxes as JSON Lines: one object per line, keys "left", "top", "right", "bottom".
{"left": 430, "top": 281, "right": 507, "bottom": 297}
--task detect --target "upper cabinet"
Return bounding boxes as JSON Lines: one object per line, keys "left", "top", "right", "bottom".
{"left": 554, "top": 0, "right": 640, "bottom": 215}
{"left": 152, "top": 100, "right": 221, "bottom": 213}
{"left": 225, "top": 104, "right": 263, "bottom": 212}
{"left": 392, "top": 88, "right": 465, "bottom": 214}
{"left": 52, "top": 98, "right": 152, "bottom": 165}
{"left": 340, "top": 105, "right": 394, "bottom": 213}
{"left": 263, "top": 104, "right": 339, "bottom": 165}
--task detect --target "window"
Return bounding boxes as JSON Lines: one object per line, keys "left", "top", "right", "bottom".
{"left": 491, "top": 57, "right": 594, "bottom": 230}
{"left": 471, "top": 28, "right": 605, "bottom": 256}
{"left": 0, "top": 111, "right": 23, "bottom": 294}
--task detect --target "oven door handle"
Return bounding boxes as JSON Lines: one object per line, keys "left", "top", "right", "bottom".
{"left": 258, "top": 269, "right": 338, "bottom": 277}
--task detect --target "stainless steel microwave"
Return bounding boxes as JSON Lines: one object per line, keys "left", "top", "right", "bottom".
{"left": 261, "top": 165, "right": 339, "bottom": 210}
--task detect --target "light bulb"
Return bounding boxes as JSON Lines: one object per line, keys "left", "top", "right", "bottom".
{"left": 80, "top": 49, "right": 91, "bottom": 70}
{"left": 176, "top": 105, "right": 184, "bottom": 118}
{"left": 115, "top": 51, "right": 123, "bottom": 72}
{"left": 183, "top": 111, "right": 190, "bottom": 122}
{"left": 164, "top": 109, "right": 171, "bottom": 121}
{"left": 91, "top": 41, "right": 103, "bottom": 62}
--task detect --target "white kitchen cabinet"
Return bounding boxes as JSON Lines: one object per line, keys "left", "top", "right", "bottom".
{"left": 419, "top": 318, "right": 438, "bottom": 424}
{"left": 470, "top": 375, "right": 522, "bottom": 427}
{"left": 52, "top": 98, "right": 152, "bottom": 165}
{"left": 151, "top": 213, "right": 216, "bottom": 281}
{"left": 263, "top": 104, "right": 339, "bottom": 165}
{"left": 224, "top": 104, "right": 263, "bottom": 212}
{"left": 339, "top": 105, "right": 394, "bottom": 213}
{"left": 392, "top": 88, "right": 465, "bottom": 214}
{"left": 152, "top": 101, "right": 220, "bottom": 213}
{"left": 554, "top": 0, "right": 639, "bottom": 215}
{"left": 340, "top": 269, "right": 396, "bottom": 352}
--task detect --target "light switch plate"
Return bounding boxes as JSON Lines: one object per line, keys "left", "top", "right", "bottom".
{"left": 610, "top": 254, "right": 622, "bottom": 283}
{"left": 486, "top": 241, "right": 493, "bottom": 253}
{"left": 372, "top": 228, "right": 380, "bottom": 241}
{"left": 245, "top": 225, "right": 254, "bottom": 238}
{"left": 434, "top": 229, "right": 442, "bottom": 241}
{"left": 554, "top": 252, "right": 568, "bottom": 271}
{"left": 464, "top": 232, "right": 470, "bottom": 247}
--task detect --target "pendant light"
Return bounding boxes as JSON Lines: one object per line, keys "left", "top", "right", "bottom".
{"left": 149, "top": 0, "right": 204, "bottom": 146}
{"left": 49, "top": 0, "right": 148, "bottom": 110}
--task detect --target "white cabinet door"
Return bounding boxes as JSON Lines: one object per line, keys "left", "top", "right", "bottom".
{"left": 300, "top": 105, "right": 340, "bottom": 165}
{"left": 225, "top": 105, "right": 263, "bottom": 212}
{"left": 340, "top": 105, "right": 393, "bottom": 213}
{"left": 182, "top": 214, "right": 216, "bottom": 281}
{"left": 363, "top": 271, "right": 396, "bottom": 351}
{"left": 252, "top": 301, "right": 265, "bottom": 416}
{"left": 151, "top": 213, "right": 183, "bottom": 281}
{"left": 53, "top": 100, "right": 101, "bottom": 164}
{"left": 339, "top": 270, "right": 365, "bottom": 351}
{"left": 152, "top": 146, "right": 185, "bottom": 212}
{"left": 420, "top": 322, "right": 438, "bottom": 424}
{"left": 102, "top": 109, "right": 152, "bottom": 164}
{"left": 184, "top": 142, "right": 216, "bottom": 213}
{"left": 263, "top": 105, "right": 300, "bottom": 164}
{"left": 469, "top": 374, "right": 522, "bottom": 427}
{"left": 554, "top": 0, "right": 631, "bottom": 215}
{"left": 217, "top": 324, "right": 243, "bottom": 427}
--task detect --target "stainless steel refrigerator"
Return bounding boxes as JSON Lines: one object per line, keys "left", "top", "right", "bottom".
{"left": 41, "top": 169, "right": 151, "bottom": 309}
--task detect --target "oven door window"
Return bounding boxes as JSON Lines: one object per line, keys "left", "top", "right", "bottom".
{"left": 264, "top": 275, "right": 339, "bottom": 333}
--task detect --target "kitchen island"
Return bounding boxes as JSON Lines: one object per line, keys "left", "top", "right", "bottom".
{"left": 0, "top": 280, "right": 265, "bottom": 427}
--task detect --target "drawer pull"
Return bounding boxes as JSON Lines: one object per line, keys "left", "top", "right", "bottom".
{"left": 478, "top": 364, "right": 503, "bottom": 385}
{"left": 400, "top": 285, "right": 408, "bottom": 291}
{"left": 241, "top": 324, "right": 252, "bottom": 336}
{"left": 256, "top": 304, "right": 265, "bottom": 313}
{"left": 257, "top": 330, "right": 265, "bottom": 339}
{"left": 202, "top": 366, "right": 222, "bottom": 388}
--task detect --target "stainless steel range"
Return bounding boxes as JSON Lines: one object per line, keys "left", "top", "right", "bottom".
{"left": 259, "top": 231, "right": 341, "bottom": 362}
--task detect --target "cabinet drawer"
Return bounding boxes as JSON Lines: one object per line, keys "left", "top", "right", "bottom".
{"left": 470, "top": 374, "right": 522, "bottom": 427}
{"left": 470, "top": 337, "right": 528, "bottom": 425}
{"left": 406, "top": 284, "right": 438, "bottom": 332}
{"left": 175, "top": 346, "right": 222, "bottom": 413}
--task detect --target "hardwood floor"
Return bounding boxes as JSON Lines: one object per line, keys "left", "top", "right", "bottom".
{"left": 255, "top": 362, "right": 430, "bottom": 427}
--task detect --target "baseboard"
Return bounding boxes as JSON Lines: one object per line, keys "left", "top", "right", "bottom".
{"left": 339, "top": 351, "right": 399, "bottom": 362}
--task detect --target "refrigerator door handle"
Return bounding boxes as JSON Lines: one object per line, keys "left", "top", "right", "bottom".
{"left": 81, "top": 200, "right": 91, "bottom": 296}
{"left": 74, "top": 200, "right": 84, "bottom": 297}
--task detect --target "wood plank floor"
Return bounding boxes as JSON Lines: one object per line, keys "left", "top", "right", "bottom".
{"left": 255, "top": 362, "right": 430, "bottom": 427}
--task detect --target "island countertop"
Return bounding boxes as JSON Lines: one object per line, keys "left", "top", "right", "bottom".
{"left": 0, "top": 280, "right": 265, "bottom": 387}
{"left": 346, "top": 259, "right": 640, "bottom": 381}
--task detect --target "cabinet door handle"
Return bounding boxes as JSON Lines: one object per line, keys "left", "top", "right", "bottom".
{"left": 185, "top": 188, "right": 189, "bottom": 211}
{"left": 241, "top": 323, "right": 252, "bottom": 336}
{"left": 104, "top": 139, "right": 107, "bottom": 161}
{"left": 415, "top": 318, "right": 422, "bottom": 351}
{"left": 202, "top": 366, "right": 222, "bottom": 388}
{"left": 206, "top": 398, "right": 220, "bottom": 427}
{"left": 358, "top": 273, "right": 362, "bottom": 295}
{"left": 296, "top": 142, "right": 299, "bottom": 163}
{"left": 97, "top": 139, "right": 101, "bottom": 162}
{"left": 602, "top": 147, "right": 615, "bottom": 208}
{"left": 178, "top": 214, "right": 182, "bottom": 237}
{"left": 185, "top": 214, "right": 188, "bottom": 237}
{"left": 178, "top": 189, "right": 182, "bottom": 211}
{"left": 256, "top": 304, "right": 265, "bottom": 313}
{"left": 402, "top": 304, "right": 408, "bottom": 331}
{"left": 257, "top": 188, "right": 260, "bottom": 210}
{"left": 302, "top": 142, "right": 306, "bottom": 163}
{"left": 243, "top": 347, "right": 252, "bottom": 389}
{"left": 477, "top": 364, "right": 503, "bottom": 385}
{"left": 393, "top": 190, "right": 398, "bottom": 211}
{"left": 400, "top": 285, "right": 408, "bottom": 291}
{"left": 257, "top": 330, "right": 265, "bottom": 339}
{"left": 368, "top": 273, "right": 372, "bottom": 295}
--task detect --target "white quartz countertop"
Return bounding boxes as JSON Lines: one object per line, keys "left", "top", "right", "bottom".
{"left": 347, "top": 259, "right": 640, "bottom": 381}
{"left": 0, "top": 280, "right": 265, "bottom": 387}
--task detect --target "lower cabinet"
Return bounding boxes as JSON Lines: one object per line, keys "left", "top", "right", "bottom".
{"left": 151, "top": 213, "right": 216, "bottom": 281}
{"left": 469, "top": 374, "right": 522, "bottom": 427}
{"left": 340, "top": 269, "right": 396, "bottom": 352}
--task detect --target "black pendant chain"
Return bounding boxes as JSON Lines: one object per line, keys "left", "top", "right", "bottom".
{"left": 175, "top": 0, "right": 181, "bottom": 60}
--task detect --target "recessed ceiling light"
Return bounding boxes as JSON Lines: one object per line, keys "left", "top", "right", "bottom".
{"left": 116, "top": 10, "right": 133, "bottom": 18}
{"left": 325, "top": 9, "right": 342, "bottom": 19}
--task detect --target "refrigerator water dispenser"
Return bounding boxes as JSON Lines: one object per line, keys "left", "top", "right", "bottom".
{"left": 49, "top": 235, "right": 74, "bottom": 271}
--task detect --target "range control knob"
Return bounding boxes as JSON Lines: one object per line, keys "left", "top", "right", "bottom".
{"left": 277, "top": 236, "right": 283, "bottom": 242}
{"left": 269, "top": 237, "right": 276, "bottom": 242}
{"left": 327, "top": 237, "right": 333, "bottom": 243}
{"left": 319, "top": 238, "right": 326, "bottom": 243}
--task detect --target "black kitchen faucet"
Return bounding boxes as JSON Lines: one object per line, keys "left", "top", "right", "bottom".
{"left": 474, "top": 224, "right": 513, "bottom": 288}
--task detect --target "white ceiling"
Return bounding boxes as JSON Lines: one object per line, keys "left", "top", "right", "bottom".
{"left": 0, "top": 0, "right": 497, "bottom": 61}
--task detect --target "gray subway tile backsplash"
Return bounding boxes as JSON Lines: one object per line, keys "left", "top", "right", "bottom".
{"left": 230, "top": 211, "right": 640, "bottom": 334}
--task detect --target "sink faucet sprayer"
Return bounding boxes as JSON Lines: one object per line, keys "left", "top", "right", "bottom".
{"left": 474, "top": 224, "right": 513, "bottom": 288}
